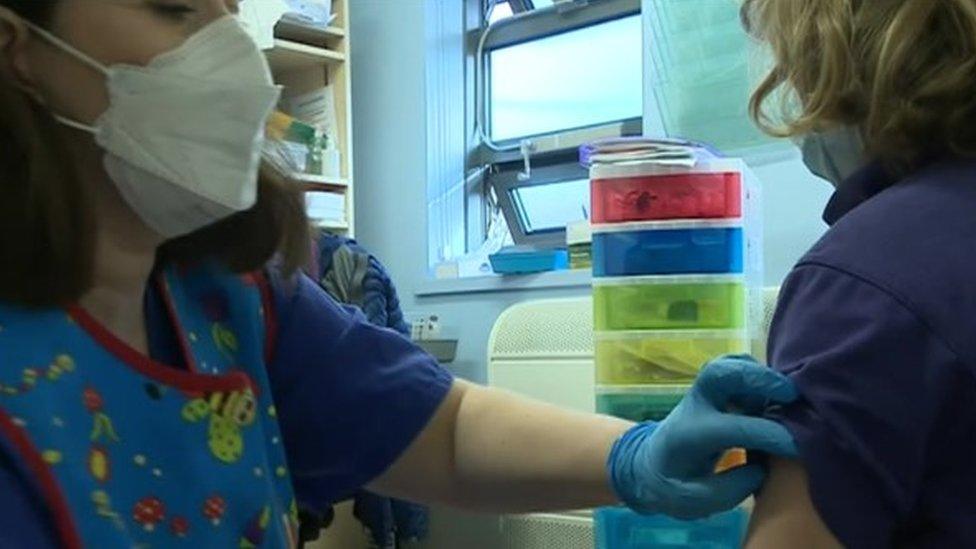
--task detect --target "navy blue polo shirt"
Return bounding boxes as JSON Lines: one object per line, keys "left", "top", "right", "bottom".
{"left": 0, "top": 272, "right": 454, "bottom": 548}
{"left": 767, "top": 158, "right": 976, "bottom": 548}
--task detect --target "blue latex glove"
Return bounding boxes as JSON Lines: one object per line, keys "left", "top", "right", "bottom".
{"left": 607, "top": 355, "right": 799, "bottom": 520}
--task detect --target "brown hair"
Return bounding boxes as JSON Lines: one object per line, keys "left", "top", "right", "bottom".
{"left": 743, "top": 0, "right": 976, "bottom": 172}
{"left": 0, "top": 0, "right": 309, "bottom": 308}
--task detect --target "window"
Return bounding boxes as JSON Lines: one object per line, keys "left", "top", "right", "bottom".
{"left": 489, "top": 15, "right": 643, "bottom": 142}
{"left": 488, "top": 1, "right": 514, "bottom": 24}
{"left": 423, "top": 0, "right": 783, "bottom": 277}
{"left": 477, "top": 0, "right": 643, "bottom": 249}
{"left": 511, "top": 178, "right": 589, "bottom": 233}
{"left": 487, "top": 0, "right": 556, "bottom": 24}
{"left": 488, "top": 157, "right": 591, "bottom": 244}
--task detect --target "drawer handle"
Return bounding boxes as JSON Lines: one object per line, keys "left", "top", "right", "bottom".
{"left": 667, "top": 300, "right": 699, "bottom": 322}
{"left": 638, "top": 240, "right": 685, "bottom": 251}
{"left": 691, "top": 233, "right": 729, "bottom": 245}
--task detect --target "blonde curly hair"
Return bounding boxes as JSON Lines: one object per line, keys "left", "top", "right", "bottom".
{"left": 743, "top": 0, "right": 976, "bottom": 172}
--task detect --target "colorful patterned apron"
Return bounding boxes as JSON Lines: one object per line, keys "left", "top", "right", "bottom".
{"left": 0, "top": 263, "right": 298, "bottom": 548}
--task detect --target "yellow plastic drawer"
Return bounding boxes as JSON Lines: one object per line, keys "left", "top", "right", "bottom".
{"left": 595, "top": 330, "right": 749, "bottom": 384}
{"left": 593, "top": 275, "right": 747, "bottom": 331}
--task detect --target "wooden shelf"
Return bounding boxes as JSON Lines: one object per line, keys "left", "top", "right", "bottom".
{"left": 267, "top": 0, "right": 353, "bottom": 238}
{"left": 314, "top": 220, "right": 350, "bottom": 231}
{"left": 290, "top": 173, "right": 350, "bottom": 188}
{"left": 275, "top": 19, "right": 345, "bottom": 47}
{"left": 265, "top": 39, "right": 345, "bottom": 73}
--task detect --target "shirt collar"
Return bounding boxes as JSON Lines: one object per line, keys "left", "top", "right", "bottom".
{"left": 822, "top": 161, "right": 896, "bottom": 225}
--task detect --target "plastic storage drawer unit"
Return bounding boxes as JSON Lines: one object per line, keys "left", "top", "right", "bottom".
{"left": 595, "top": 330, "right": 748, "bottom": 384}
{"left": 595, "top": 385, "right": 689, "bottom": 422}
{"left": 590, "top": 170, "right": 742, "bottom": 224}
{"left": 592, "top": 220, "right": 744, "bottom": 277}
{"left": 593, "top": 275, "right": 747, "bottom": 331}
{"left": 595, "top": 507, "right": 748, "bottom": 549}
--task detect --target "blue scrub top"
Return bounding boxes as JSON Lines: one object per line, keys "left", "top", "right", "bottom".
{"left": 0, "top": 271, "right": 454, "bottom": 547}
{"left": 767, "top": 158, "right": 976, "bottom": 548}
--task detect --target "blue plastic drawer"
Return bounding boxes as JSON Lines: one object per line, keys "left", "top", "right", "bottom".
{"left": 596, "top": 507, "right": 747, "bottom": 549}
{"left": 592, "top": 221, "right": 744, "bottom": 277}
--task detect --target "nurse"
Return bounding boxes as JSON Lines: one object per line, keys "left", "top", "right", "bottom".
{"left": 0, "top": 1, "right": 796, "bottom": 547}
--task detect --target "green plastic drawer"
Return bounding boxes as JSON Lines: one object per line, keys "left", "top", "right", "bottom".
{"left": 596, "top": 386, "right": 690, "bottom": 422}
{"left": 596, "top": 330, "right": 748, "bottom": 385}
{"left": 593, "top": 275, "right": 746, "bottom": 331}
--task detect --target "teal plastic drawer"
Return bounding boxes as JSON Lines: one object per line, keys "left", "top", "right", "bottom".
{"left": 596, "top": 507, "right": 747, "bottom": 548}
{"left": 595, "top": 385, "right": 690, "bottom": 422}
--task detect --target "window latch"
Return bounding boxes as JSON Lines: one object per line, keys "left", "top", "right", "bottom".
{"left": 517, "top": 139, "right": 536, "bottom": 181}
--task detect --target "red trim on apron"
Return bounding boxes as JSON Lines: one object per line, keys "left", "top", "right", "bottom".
{"left": 67, "top": 306, "right": 254, "bottom": 394}
{"left": 0, "top": 408, "right": 82, "bottom": 549}
{"left": 156, "top": 275, "right": 199, "bottom": 373}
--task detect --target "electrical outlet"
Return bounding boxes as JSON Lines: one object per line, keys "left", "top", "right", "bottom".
{"left": 407, "top": 313, "right": 442, "bottom": 341}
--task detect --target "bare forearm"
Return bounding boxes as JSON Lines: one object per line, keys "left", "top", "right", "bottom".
{"left": 369, "top": 379, "right": 631, "bottom": 513}
{"left": 448, "top": 381, "right": 631, "bottom": 512}
{"left": 371, "top": 360, "right": 801, "bottom": 517}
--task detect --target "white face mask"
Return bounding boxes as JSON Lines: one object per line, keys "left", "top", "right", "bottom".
{"left": 26, "top": 16, "right": 282, "bottom": 238}
{"left": 799, "top": 126, "right": 866, "bottom": 188}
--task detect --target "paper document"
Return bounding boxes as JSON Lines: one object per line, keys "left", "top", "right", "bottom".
{"left": 282, "top": 0, "right": 335, "bottom": 27}
{"left": 239, "top": 0, "right": 289, "bottom": 49}
{"left": 306, "top": 191, "right": 346, "bottom": 223}
{"left": 280, "top": 86, "right": 339, "bottom": 148}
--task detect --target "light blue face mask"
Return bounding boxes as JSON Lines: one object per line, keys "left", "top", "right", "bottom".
{"left": 799, "top": 126, "right": 866, "bottom": 187}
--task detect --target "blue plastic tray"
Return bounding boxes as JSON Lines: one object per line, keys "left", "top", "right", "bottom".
{"left": 593, "top": 222, "right": 743, "bottom": 277}
{"left": 595, "top": 507, "right": 748, "bottom": 548}
{"left": 490, "top": 248, "right": 569, "bottom": 275}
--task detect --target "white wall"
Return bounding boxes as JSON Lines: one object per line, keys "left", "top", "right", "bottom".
{"left": 349, "top": 0, "right": 833, "bottom": 384}
{"left": 754, "top": 154, "right": 834, "bottom": 284}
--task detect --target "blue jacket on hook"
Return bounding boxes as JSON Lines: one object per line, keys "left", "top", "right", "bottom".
{"left": 315, "top": 232, "right": 428, "bottom": 548}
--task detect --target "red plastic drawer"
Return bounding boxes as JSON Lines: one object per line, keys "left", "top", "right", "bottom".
{"left": 591, "top": 172, "right": 742, "bottom": 223}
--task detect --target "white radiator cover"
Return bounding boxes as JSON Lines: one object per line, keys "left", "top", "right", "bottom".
{"left": 501, "top": 512, "right": 594, "bottom": 549}
{"left": 488, "top": 296, "right": 597, "bottom": 414}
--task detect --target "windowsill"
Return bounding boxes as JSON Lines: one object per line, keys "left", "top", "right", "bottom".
{"left": 416, "top": 269, "right": 592, "bottom": 297}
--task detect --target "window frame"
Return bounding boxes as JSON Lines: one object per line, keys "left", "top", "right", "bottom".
{"left": 472, "top": 0, "right": 642, "bottom": 249}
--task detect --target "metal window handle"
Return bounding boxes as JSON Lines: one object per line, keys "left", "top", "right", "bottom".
{"left": 517, "top": 139, "right": 536, "bottom": 181}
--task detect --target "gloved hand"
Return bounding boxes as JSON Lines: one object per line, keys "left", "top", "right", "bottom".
{"left": 606, "top": 355, "right": 799, "bottom": 520}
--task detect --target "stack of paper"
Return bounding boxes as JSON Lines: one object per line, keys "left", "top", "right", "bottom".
{"left": 306, "top": 190, "right": 346, "bottom": 226}
{"left": 282, "top": 0, "right": 335, "bottom": 28}
{"left": 580, "top": 137, "right": 712, "bottom": 168}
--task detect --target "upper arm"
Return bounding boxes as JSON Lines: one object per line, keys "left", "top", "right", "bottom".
{"left": 265, "top": 273, "right": 454, "bottom": 509}
{"left": 745, "top": 458, "right": 842, "bottom": 549}
{"left": 366, "top": 379, "right": 467, "bottom": 504}
{"left": 764, "top": 264, "right": 962, "bottom": 546}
